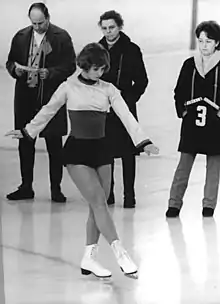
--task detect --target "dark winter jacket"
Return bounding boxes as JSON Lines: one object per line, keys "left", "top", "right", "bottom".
{"left": 6, "top": 23, "right": 76, "bottom": 137}
{"left": 175, "top": 51, "right": 220, "bottom": 155}
{"left": 99, "top": 32, "right": 148, "bottom": 157}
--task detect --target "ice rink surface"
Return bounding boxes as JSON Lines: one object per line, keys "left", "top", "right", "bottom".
{"left": 1, "top": 0, "right": 220, "bottom": 303}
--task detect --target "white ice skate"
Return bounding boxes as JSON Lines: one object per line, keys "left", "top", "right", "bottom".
{"left": 80, "top": 244, "right": 112, "bottom": 278}
{"left": 111, "top": 240, "right": 138, "bottom": 279}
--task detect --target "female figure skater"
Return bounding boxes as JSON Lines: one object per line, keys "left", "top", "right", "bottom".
{"left": 6, "top": 43, "right": 159, "bottom": 279}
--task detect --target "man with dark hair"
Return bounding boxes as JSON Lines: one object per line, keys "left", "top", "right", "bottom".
{"left": 98, "top": 10, "right": 149, "bottom": 208}
{"left": 6, "top": 2, "right": 76, "bottom": 202}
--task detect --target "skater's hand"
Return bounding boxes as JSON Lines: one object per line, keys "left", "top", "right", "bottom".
{"left": 144, "top": 144, "right": 159, "bottom": 156}
{"left": 5, "top": 130, "right": 23, "bottom": 139}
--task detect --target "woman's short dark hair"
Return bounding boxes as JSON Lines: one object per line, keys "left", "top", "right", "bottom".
{"left": 98, "top": 10, "right": 124, "bottom": 28}
{"left": 195, "top": 21, "right": 220, "bottom": 49}
{"left": 76, "top": 43, "right": 110, "bottom": 72}
{"left": 28, "top": 2, "right": 50, "bottom": 18}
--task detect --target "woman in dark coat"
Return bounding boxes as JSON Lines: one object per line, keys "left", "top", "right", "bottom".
{"left": 98, "top": 10, "right": 148, "bottom": 208}
{"left": 6, "top": 3, "right": 76, "bottom": 202}
{"left": 166, "top": 20, "right": 220, "bottom": 218}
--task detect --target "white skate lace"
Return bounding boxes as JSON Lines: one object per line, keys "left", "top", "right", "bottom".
{"left": 90, "top": 244, "right": 98, "bottom": 260}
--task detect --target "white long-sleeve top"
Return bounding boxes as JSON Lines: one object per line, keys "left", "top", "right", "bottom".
{"left": 25, "top": 76, "right": 150, "bottom": 148}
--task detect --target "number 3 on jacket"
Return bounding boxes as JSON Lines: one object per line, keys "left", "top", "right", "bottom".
{"left": 196, "top": 105, "right": 207, "bottom": 127}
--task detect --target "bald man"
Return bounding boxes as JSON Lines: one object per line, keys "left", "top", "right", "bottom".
{"left": 6, "top": 2, "right": 76, "bottom": 202}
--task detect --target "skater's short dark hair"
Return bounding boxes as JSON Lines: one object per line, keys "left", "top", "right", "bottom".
{"left": 196, "top": 21, "right": 220, "bottom": 49}
{"left": 98, "top": 10, "right": 124, "bottom": 28}
{"left": 76, "top": 43, "right": 110, "bottom": 72}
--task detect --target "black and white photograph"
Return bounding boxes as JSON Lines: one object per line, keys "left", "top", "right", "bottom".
{"left": 1, "top": 0, "right": 220, "bottom": 303}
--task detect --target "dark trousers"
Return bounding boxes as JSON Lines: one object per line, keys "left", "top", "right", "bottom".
{"left": 109, "top": 154, "right": 136, "bottom": 200}
{"left": 18, "top": 136, "right": 63, "bottom": 191}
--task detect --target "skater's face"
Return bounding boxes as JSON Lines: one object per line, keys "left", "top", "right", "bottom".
{"left": 82, "top": 65, "right": 105, "bottom": 81}
{"left": 198, "top": 31, "right": 219, "bottom": 56}
{"left": 29, "top": 8, "right": 50, "bottom": 34}
{"left": 100, "top": 19, "right": 121, "bottom": 42}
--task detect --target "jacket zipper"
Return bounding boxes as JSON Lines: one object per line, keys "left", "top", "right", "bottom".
{"left": 116, "top": 54, "right": 123, "bottom": 87}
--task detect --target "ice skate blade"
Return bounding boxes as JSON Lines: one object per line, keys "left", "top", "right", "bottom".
{"left": 120, "top": 267, "right": 138, "bottom": 279}
{"left": 124, "top": 272, "right": 138, "bottom": 279}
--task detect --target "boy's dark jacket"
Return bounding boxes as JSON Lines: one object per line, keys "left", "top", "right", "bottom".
{"left": 175, "top": 55, "right": 220, "bottom": 155}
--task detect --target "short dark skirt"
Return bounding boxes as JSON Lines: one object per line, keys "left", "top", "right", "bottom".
{"left": 62, "top": 136, "right": 113, "bottom": 169}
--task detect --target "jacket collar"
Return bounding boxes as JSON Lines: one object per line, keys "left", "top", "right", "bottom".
{"left": 194, "top": 50, "right": 220, "bottom": 77}
{"left": 17, "top": 23, "right": 57, "bottom": 62}
{"left": 45, "top": 23, "right": 57, "bottom": 45}
{"left": 99, "top": 31, "right": 131, "bottom": 50}
{"left": 17, "top": 26, "right": 32, "bottom": 64}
